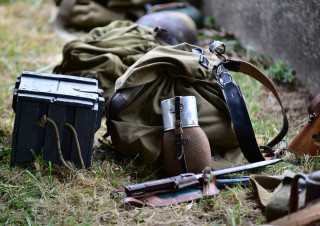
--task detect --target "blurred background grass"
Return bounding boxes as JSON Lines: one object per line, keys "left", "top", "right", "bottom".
{"left": 0, "top": 0, "right": 64, "bottom": 139}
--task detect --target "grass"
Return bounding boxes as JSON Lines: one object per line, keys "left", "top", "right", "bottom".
{"left": 0, "top": 1, "right": 317, "bottom": 225}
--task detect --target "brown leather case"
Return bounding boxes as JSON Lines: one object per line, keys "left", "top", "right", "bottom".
{"left": 288, "top": 93, "right": 320, "bottom": 156}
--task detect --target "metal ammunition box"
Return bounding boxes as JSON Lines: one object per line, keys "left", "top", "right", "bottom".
{"left": 11, "top": 71, "right": 105, "bottom": 168}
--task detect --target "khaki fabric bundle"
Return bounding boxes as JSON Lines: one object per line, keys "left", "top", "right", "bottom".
{"left": 54, "top": 0, "right": 147, "bottom": 31}
{"left": 53, "top": 20, "right": 168, "bottom": 99}
{"left": 107, "top": 0, "right": 147, "bottom": 7}
{"left": 107, "top": 43, "right": 244, "bottom": 169}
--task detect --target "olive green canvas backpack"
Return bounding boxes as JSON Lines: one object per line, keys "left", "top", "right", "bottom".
{"left": 106, "top": 42, "right": 289, "bottom": 172}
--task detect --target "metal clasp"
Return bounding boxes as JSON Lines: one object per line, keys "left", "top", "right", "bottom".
{"left": 209, "top": 41, "right": 226, "bottom": 55}
{"left": 213, "top": 61, "right": 233, "bottom": 87}
{"left": 218, "top": 73, "right": 233, "bottom": 87}
{"left": 209, "top": 40, "right": 228, "bottom": 62}
{"left": 309, "top": 113, "right": 316, "bottom": 123}
{"left": 199, "top": 55, "right": 210, "bottom": 69}
{"left": 191, "top": 48, "right": 205, "bottom": 55}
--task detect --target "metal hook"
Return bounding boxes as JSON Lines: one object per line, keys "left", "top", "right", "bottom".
{"left": 209, "top": 41, "right": 226, "bottom": 55}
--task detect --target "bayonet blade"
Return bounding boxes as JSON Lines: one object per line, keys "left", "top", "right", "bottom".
{"left": 207, "top": 158, "right": 282, "bottom": 178}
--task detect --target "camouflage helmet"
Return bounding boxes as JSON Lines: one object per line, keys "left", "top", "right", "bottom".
{"left": 136, "top": 11, "right": 198, "bottom": 45}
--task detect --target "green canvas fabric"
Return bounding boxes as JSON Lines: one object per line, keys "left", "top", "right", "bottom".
{"left": 54, "top": 0, "right": 147, "bottom": 30}
{"left": 107, "top": 43, "right": 244, "bottom": 169}
{"left": 250, "top": 171, "right": 306, "bottom": 222}
{"left": 107, "top": 0, "right": 147, "bottom": 7}
{"left": 53, "top": 20, "right": 168, "bottom": 99}
{"left": 55, "top": 0, "right": 148, "bottom": 7}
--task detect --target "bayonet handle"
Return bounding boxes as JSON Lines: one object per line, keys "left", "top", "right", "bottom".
{"left": 125, "top": 173, "right": 199, "bottom": 197}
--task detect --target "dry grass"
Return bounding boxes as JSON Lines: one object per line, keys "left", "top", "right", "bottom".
{"left": 0, "top": 1, "right": 317, "bottom": 225}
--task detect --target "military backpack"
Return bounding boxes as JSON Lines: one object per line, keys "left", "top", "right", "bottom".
{"left": 105, "top": 41, "right": 289, "bottom": 174}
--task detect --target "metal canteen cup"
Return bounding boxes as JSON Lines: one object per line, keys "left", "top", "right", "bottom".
{"left": 161, "top": 96, "right": 199, "bottom": 131}
{"left": 161, "top": 96, "right": 211, "bottom": 176}
{"left": 289, "top": 171, "right": 320, "bottom": 213}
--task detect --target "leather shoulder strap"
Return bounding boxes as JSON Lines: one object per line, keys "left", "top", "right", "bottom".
{"left": 216, "top": 61, "right": 264, "bottom": 162}
{"left": 223, "top": 59, "right": 289, "bottom": 149}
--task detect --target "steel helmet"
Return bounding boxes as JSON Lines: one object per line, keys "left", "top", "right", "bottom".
{"left": 145, "top": 2, "right": 204, "bottom": 28}
{"left": 136, "top": 11, "right": 198, "bottom": 45}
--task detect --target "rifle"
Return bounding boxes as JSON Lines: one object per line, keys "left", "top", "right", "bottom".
{"left": 125, "top": 158, "right": 282, "bottom": 197}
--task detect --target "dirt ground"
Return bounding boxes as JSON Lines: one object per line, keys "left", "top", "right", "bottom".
{"left": 274, "top": 85, "right": 311, "bottom": 137}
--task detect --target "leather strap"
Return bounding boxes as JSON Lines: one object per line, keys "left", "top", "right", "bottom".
{"left": 174, "top": 96, "right": 188, "bottom": 173}
{"left": 308, "top": 93, "right": 320, "bottom": 116}
{"left": 216, "top": 63, "right": 264, "bottom": 162}
{"left": 289, "top": 173, "right": 307, "bottom": 214}
{"left": 224, "top": 59, "right": 289, "bottom": 150}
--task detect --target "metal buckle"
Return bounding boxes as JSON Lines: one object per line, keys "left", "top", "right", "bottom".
{"left": 213, "top": 62, "right": 233, "bottom": 87}
{"left": 199, "top": 55, "right": 210, "bottom": 69}
{"left": 218, "top": 73, "right": 233, "bottom": 87}
{"left": 209, "top": 41, "right": 226, "bottom": 55}
{"left": 209, "top": 40, "right": 228, "bottom": 63}
{"left": 191, "top": 48, "right": 205, "bottom": 55}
